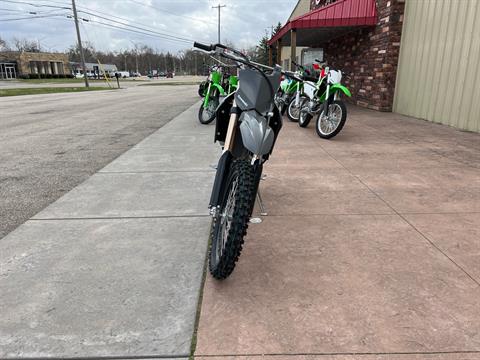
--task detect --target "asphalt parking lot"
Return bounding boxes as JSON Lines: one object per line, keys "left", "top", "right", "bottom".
{"left": 0, "top": 84, "right": 199, "bottom": 239}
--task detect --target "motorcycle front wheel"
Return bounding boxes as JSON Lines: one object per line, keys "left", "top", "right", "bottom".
{"left": 287, "top": 96, "right": 304, "bottom": 122}
{"left": 198, "top": 97, "right": 219, "bottom": 124}
{"left": 298, "top": 99, "right": 312, "bottom": 128}
{"left": 209, "top": 159, "right": 255, "bottom": 280}
{"left": 315, "top": 100, "right": 347, "bottom": 139}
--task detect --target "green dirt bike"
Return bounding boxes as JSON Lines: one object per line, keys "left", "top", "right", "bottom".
{"left": 198, "top": 59, "right": 238, "bottom": 125}
{"left": 198, "top": 65, "right": 226, "bottom": 124}
{"left": 275, "top": 61, "right": 315, "bottom": 121}
{"left": 297, "top": 64, "right": 352, "bottom": 139}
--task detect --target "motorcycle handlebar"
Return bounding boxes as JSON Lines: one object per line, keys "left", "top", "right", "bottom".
{"left": 292, "top": 60, "right": 305, "bottom": 70}
{"left": 283, "top": 71, "right": 303, "bottom": 82}
{"left": 193, "top": 42, "right": 214, "bottom": 52}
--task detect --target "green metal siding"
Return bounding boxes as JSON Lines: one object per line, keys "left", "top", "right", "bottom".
{"left": 394, "top": 0, "right": 480, "bottom": 132}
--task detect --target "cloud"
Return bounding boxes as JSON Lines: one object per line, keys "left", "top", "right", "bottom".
{"left": 0, "top": 0, "right": 297, "bottom": 53}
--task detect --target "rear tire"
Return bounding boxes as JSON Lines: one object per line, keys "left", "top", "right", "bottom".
{"left": 198, "top": 81, "right": 207, "bottom": 97}
{"left": 209, "top": 159, "right": 255, "bottom": 280}
{"left": 315, "top": 100, "right": 347, "bottom": 139}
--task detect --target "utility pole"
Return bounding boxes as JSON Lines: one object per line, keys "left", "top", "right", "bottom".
{"left": 212, "top": 4, "right": 226, "bottom": 43}
{"left": 194, "top": 53, "right": 197, "bottom": 76}
{"left": 72, "top": 0, "right": 89, "bottom": 88}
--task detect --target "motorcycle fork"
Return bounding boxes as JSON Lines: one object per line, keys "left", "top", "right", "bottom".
{"left": 203, "top": 82, "right": 212, "bottom": 108}
{"left": 223, "top": 99, "right": 239, "bottom": 153}
{"left": 209, "top": 100, "right": 239, "bottom": 212}
{"left": 295, "top": 89, "right": 300, "bottom": 106}
{"left": 324, "top": 84, "right": 331, "bottom": 116}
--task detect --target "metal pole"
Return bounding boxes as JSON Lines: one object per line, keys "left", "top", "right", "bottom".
{"left": 212, "top": 4, "right": 226, "bottom": 43}
{"left": 194, "top": 53, "right": 197, "bottom": 76}
{"left": 135, "top": 51, "right": 138, "bottom": 74}
{"left": 72, "top": 0, "right": 89, "bottom": 88}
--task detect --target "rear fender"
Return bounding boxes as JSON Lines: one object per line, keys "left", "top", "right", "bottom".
{"left": 330, "top": 83, "right": 351, "bottom": 97}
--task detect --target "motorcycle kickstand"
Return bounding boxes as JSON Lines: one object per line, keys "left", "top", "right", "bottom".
{"left": 256, "top": 189, "right": 268, "bottom": 216}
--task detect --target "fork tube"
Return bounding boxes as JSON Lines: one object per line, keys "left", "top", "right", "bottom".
{"left": 224, "top": 99, "right": 238, "bottom": 152}
{"left": 204, "top": 82, "right": 212, "bottom": 108}
{"left": 325, "top": 84, "right": 330, "bottom": 116}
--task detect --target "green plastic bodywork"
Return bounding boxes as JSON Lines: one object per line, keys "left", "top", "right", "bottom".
{"left": 330, "top": 83, "right": 351, "bottom": 97}
{"left": 280, "top": 78, "right": 301, "bottom": 95}
{"left": 203, "top": 71, "right": 226, "bottom": 108}
{"left": 228, "top": 75, "right": 238, "bottom": 93}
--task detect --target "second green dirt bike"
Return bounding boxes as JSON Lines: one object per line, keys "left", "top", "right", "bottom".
{"left": 297, "top": 65, "right": 352, "bottom": 139}
{"left": 275, "top": 61, "right": 317, "bottom": 120}
{"left": 198, "top": 66, "right": 225, "bottom": 124}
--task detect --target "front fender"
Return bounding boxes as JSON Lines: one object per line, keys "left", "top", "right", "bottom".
{"left": 211, "top": 82, "right": 226, "bottom": 96}
{"left": 239, "top": 110, "right": 274, "bottom": 156}
{"left": 330, "top": 83, "right": 351, "bottom": 97}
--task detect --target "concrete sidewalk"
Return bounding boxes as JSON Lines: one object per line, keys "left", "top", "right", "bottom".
{"left": 0, "top": 103, "right": 218, "bottom": 358}
{"left": 195, "top": 106, "right": 480, "bottom": 358}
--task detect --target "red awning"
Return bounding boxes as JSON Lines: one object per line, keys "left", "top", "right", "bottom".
{"left": 268, "top": 0, "right": 377, "bottom": 46}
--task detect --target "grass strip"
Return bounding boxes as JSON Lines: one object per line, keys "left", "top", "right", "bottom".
{"left": 0, "top": 87, "right": 113, "bottom": 97}
{"left": 139, "top": 82, "right": 201, "bottom": 86}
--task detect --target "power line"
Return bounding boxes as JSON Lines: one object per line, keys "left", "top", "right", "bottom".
{"left": 0, "top": 0, "right": 69, "bottom": 10}
{"left": 0, "top": 0, "right": 196, "bottom": 46}
{"left": 82, "top": 18, "right": 192, "bottom": 45}
{"left": 77, "top": 10, "right": 195, "bottom": 43}
{"left": 0, "top": 13, "right": 68, "bottom": 21}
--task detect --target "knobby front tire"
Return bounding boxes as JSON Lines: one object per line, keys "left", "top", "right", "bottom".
{"left": 209, "top": 159, "right": 255, "bottom": 280}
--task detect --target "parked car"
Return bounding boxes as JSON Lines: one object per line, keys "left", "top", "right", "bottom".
{"left": 166, "top": 72, "right": 173, "bottom": 78}
{"left": 116, "top": 71, "right": 130, "bottom": 78}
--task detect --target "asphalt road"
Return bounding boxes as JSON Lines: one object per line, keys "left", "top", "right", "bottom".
{"left": 0, "top": 84, "right": 199, "bottom": 239}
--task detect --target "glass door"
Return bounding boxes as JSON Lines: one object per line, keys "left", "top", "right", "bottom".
{"left": 6, "top": 65, "right": 16, "bottom": 79}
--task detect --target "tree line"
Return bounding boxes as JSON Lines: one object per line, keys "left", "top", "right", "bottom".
{"left": 1, "top": 24, "right": 282, "bottom": 76}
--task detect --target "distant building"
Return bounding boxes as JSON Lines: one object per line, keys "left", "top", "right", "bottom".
{"left": 70, "top": 62, "right": 118, "bottom": 77}
{"left": 0, "top": 51, "right": 69, "bottom": 79}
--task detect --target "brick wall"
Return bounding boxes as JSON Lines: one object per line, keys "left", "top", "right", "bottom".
{"left": 311, "top": 0, "right": 405, "bottom": 112}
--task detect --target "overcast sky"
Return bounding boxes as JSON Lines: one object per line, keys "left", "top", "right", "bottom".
{"left": 0, "top": 0, "right": 297, "bottom": 53}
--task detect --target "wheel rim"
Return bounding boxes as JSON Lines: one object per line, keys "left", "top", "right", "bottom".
{"left": 289, "top": 101, "right": 301, "bottom": 119}
{"left": 215, "top": 177, "right": 238, "bottom": 263}
{"left": 318, "top": 103, "right": 342, "bottom": 135}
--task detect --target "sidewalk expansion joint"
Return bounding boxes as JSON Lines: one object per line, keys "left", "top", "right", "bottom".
{"left": 195, "top": 350, "right": 480, "bottom": 357}
{"left": 30, "top": 214, "right": 211, "bottom": 221}
{"left": 1, "top": 355, "right": 190, "bottom": 360}
{"left": 98, "top": 170, "right": 216, "bottom": 174}
{"left": 317, "top": 143, "right": 480, "bottom": 288}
